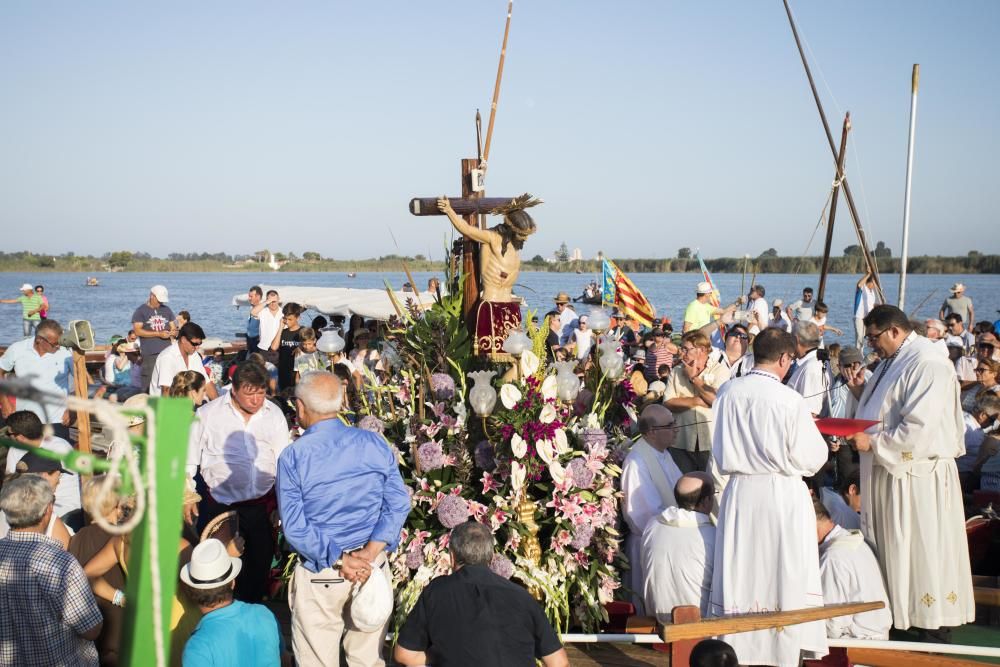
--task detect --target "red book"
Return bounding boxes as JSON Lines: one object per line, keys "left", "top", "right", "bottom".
{"left": 814, "top": 417, "right": 879, "bottom": 437}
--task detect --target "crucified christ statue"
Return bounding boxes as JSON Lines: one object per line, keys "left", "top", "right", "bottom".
{"left": 435, "top": 194, "right": 541, "bottom": 358}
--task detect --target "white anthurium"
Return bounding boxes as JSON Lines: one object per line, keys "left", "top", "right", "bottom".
{"left": 536, "top": 438, "right": 556, "bottom": 464}
{"left": 553, "top": 428, "right": 570, "bottom": 454}
{"left": 511, "top": 461, "right": 526, "bottom": 492}
{"left": 549, "top": 459, "right": 566, "bottom": 485}
{"left": 538, "top": 404, "right": 557, "bottom": 424}
{"left": 540, "top": 375, "right": 558, "bottom": 400}
{"left": 511, "top": 433, "right": 527, "bottom": 459}
{"left": 520, "top": 350, "right": 540, "bottom": 377}
{"left": 500, "top": 384, "right": 522, "bottom": 410}
{"left": 584, "top": 413, "right": 601, "bottom": 429}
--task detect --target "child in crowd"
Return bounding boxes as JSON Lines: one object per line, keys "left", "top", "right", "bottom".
{"left": 810, "top": 301, "right": 843, "bottom": 347}
{"left": 203, "top": 347, "right": 226, "bottom": 390}
{"left": 248, "top": 352, "right": 279, "bottom": 395}
{"left": 294, "top": 328, "right": 328, "bottom": 383}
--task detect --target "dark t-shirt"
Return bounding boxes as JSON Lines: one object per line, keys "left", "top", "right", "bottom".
{"left": 545, "top": 330, "right": 560, "bottom": 360}
{"left": 131, "top": 303, "right": 175, "bottom": 356}
{"left": 277, "top": 327, "right": 302, "bottom": 390}
{"left": 397, "top": 565, "right": 562, "bottom": 667}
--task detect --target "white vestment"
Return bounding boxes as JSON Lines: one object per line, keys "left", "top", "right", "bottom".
{"left": 621, "top": 438, "right": 683, "bottom": 614}
{"left": 709, "top": 370, "right": 829, "bottom": 666}
{"left": 819, "top": 525, "right": 893, "bottom": 639}
{"left": 854, "top": 332, "right": 974, "bottom": 630}
{"left": 787, "top": 349, "right": 831, "bottom": 416}
{"left": 640, "top": 506, "right": 715, "bottom": 623}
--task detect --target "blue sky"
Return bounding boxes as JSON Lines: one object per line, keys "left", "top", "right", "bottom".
{"left": 1, "top": 1, "right": 997, "bottom": 260}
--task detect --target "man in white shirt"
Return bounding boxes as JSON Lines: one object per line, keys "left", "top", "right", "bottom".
{"left": 709, "top": 324, "right": 754, "bottom": 380}
{"left": 665, "top": 331, "right": 729, "bottom": 472}
{"left": 570, "top": 315, "right": 593, "bottom": 361}
{"left": 747, "top": 284, "right": 769, "bottom": 336}
{"left": 945, "top": 313, "right": 976, "bottom": 355}
{"left": 257, "top": 289, "right": 283, "bottom": 354}
{"left": 853, "top": 271, "right": 879, "bottom": 349}
{"left": 814, "top": 499, "right": 892, "bottom": 640}
{"left": 149, "top": 322, "right": 217, "bottom": 399}
{"left": 641, "top": 472, "right": 715, "bottom": 623}
{"left": 621, "top": 404, "right": 683, "bottom": 614}
{"left": 185, "top": 361, "right": 291, "bottom": 601}
{"left": 0, "top": 319, "right": 73, "bottom": 430}
{"left": 2, "top": 410, "right": 81, "bottom": 528}
{"left": 709, "top": 328, "right": 829, "bottom": 666}
{"left": 554, "top": 293, "right": 578, "bottom": 346}
{"left": 787, "top": 287, "right": 815, "bottom": 324}
{"left": 789, "top": 320, "right": 832, "bottom": 417}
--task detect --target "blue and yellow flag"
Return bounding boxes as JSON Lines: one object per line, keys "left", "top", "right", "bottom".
{"left": 601, "top": 259, "right": 656, "bottom": 328}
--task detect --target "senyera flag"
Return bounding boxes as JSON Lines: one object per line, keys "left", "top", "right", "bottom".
{"left": 696, "top": 251, "right": 721, "bottom": 307}
{"left": 602, "top": 259, "right": 655, "bottom": 328}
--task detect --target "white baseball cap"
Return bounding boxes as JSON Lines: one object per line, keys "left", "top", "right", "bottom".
{"left": 180, "top": 539, "right": 242, "bottom": 589}
{"left": 696, "top": 281, "right": 713, "bottom": 295}
{"left": 150, "top": 285, "right": 169, "bottom": 304}
{"left": 20, "top": 283, "right": 33, "bottom": 292}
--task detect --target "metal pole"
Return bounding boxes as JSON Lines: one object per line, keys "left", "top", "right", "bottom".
{"left": 898, "top": 64, "right": 919, "bottom": 309}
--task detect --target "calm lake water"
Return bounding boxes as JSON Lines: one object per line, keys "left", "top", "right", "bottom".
{"left": 2, "top": 271, "right": 998, "bottom": 346}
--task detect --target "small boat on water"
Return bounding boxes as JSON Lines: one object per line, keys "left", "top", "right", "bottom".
{"left": 86, "top": 277, "right": 100, "bottom": 287}
{"left": 346, "top": 272, "right": 357, "bottom": 278}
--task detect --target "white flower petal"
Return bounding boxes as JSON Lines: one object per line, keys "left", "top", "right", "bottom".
{"left": 541, "top": 375, "right": 558, "bottom": 400}
{"left": 554, "top": 429, "right": 570, "bottom": 454}
{"left": 511, "top": 433, "right": 527, "bottom": 459}
{"left": 511, "top": 461, "right": 526, "bottom": 491}
{"left": 499, "top": 384, "right": 522, "bottom": 410}
{"left": 520, "top": 350, "right": 540, "bottom": 377}
{"left": 539, "top": 404, "right": 557, "bottom": 424}
{"left": 549, "top": 460, "right": 566, "bottom": 485}
{"left": 536, "top": 438, "right": 555, "bottom": 464}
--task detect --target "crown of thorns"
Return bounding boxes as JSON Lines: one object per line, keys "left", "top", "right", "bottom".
{"left": 488, "top": 193, "right": 543, "bottom": 216}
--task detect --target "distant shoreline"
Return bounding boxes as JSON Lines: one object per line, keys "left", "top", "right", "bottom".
{"left": 1, "top": 254, "right": 997, "bottom": 274}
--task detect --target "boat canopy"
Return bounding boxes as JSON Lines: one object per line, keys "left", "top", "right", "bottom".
{"left": 231, "top": 285, "right": 437, "bottom": 321}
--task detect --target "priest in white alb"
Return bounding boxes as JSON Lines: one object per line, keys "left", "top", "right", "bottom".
{"left": 847, "top": 305, "right": 974, "bottom": 637}
{"left": 814, "top": 497, "right": 892, "bottom": 639}
{"left": 709, "top": 328, "right": 829, "bottom": 666}
{"left": 641, "top": 472, "right": 716, "bottom": 623}
{"left": 621, "top": 404, "right": 683, "bottom": 614}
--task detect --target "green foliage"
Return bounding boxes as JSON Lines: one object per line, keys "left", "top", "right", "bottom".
{"left": 677, "top": 247, "right": 692, "bottom": 259}
{"left": 844, "top": 244, "right": 863, "bottom": 257}
{"left": 302, "top": 251, "right": 321, "bottom": 261}
{"left": 554, "top": 242, "right": 570, "bottom": 263}
{"left": 760, "top": 247, "right": 778, "bottom": 258}
{"left": 33, "top": 255, "right": 56, "bottom": 268}
{"left": 874, "top": 241, "right": 892, "bottom": 258}
{"left": 108, "top": 251, "right": 133, "bottom": 268}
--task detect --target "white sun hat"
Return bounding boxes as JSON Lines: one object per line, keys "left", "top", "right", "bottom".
{"left": 180, "top": 538, "right": 242, "bottom": 590}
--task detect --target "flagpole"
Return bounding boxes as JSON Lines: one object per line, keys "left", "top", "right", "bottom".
{"left": 898, "top": 64, "right": 919, "bottom": 310}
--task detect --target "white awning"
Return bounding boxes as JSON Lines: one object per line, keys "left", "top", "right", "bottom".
{"left": 231, "top": 285, "right": 436, "bottom": 321}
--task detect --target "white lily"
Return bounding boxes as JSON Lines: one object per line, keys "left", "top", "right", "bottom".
{"left": 511, "top": 433, "right": 527, "bottom": 459}
{"left": 536, "top": 438, "right": 555, "bottom": 464}
{"left": 500, "top": 384, "right": 522, "bottom": 410}
{"left": 540, "top": 375, "right": 558, "bottom": 400}
{"left": 553, "top": 428, "right": 570, "bottom": 454}
{"left": 549, "top": 460, "right": 566, "bottom": 485}
{"left": 539, "top": 404, "right": 557, "bottom": 424}
{"left": 511, "top": 461, "right": 526, "bottom": 493}
{"left": 520, "top": 350, "right": 540, "bottom": 377}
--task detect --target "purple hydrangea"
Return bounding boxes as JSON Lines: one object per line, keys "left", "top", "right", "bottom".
{"left": 437, "top": 495, "right": 470, "bottom": 529}
{"left": 567, "top": 458, "right": 595, "bottom": 489}
{"left": 405, "top": 548, "right": 424, "bottom": 570}
{"left": 580, "top": 427, "right": 607, "bottom": 452}
{"left": 416, "top": 441, "right": 445, "bottom": 471}
{"left": 474, "top": 440, "right": 497, "bottom": 471}
{"left": 489, "top": 553, "right": 515, "bottom": 580}
{"left": 358, "top": 415, "right": 385, "bottom": 434}
{"left": 429, "top": 373, "right": 456, "bottom": 401}
{"left": 570, "top": 524, "right": 595, "bottom": 550}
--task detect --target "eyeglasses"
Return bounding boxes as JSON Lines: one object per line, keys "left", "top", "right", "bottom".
{"left": 188, "top": 339, "right": 203, "bottom": 347}
{"left": 727, "top": 333, "right": 749, "bottom": 340}
{"left": 865, "top": 328, "right": 891, "bottom": 343}
{"left": 37, "top": 337, "right": 60, "bottom": 349}
{"left": 647, "top": 423, "right": 677, "bottom": 431}
{"left": 974, "top": 368, "right": 988, "bottom": 374}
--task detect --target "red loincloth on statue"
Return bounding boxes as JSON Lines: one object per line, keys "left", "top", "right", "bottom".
{"left": 475, "top": 300, "right": 521, "bottom": 360}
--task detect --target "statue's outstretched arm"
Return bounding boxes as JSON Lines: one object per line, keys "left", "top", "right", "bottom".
{"left": 437, "top": 197, "right": 494, "bottom": 244}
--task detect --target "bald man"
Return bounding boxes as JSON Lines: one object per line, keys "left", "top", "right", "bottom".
{"left": 621, "top": 404, "right": 683, "bottom": 614}
{"left": 640, "top": 473, "right": 716, "bottom": 623}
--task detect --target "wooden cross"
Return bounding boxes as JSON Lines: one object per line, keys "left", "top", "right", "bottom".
{"left": 409, "top": 160, "right": 520, "bottom": 326}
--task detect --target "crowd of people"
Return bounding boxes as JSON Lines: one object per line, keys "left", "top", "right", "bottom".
{"left": 0, "top": 275, "right": 997, "bottom": 666}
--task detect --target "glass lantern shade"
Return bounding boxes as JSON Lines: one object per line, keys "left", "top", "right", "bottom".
{"left": 467, "top": 370, "right": 498, "bottom": 417}
{"left": 502, "top": 330, "right": 532, "bottom": 357}
{"left": 552, "top": 361, "right": 581, "bottom": 401}
{"left": 316, "top": 328, "right": 346, "bottom": 354}
{"left": 587, "top": 308, "right": 611, "bottom": 333}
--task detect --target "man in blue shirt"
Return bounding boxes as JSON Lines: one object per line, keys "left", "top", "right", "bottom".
{"left": 0, "top": 319, "right": 73, "bottom": 431}
{"left": 276, "top": 371, "right": 410, "bottom": 667}
{"left": 180, "top": 539, "right": 283, "bottom": 667}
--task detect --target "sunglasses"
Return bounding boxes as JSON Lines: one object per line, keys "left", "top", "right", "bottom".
{"left": 727, "top": 333, "right": 749, "bottom": 340}
{"left": 188, "top": 339, "right": 203, "bottom": 347}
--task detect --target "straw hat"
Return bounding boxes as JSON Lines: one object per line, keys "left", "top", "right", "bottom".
{"left": 554, "top": 292, "right": 571, "bottom": 304}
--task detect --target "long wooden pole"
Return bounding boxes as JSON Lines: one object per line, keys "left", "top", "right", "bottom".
{"left": 72, "top": 350, "right": 92, "bottom": 456}
{"left": 461, "top": 158, "right": 483, "bottom": 328}
{"left": 818, "top": 112, "right": 851, "bottom": 303}
{"left": 481, "top": 0, "right": 513, "bottom": 168}
{"left": 781, "top": 0, "right": 884, "bottom": 302}
{"left": 898, "top": 64, "right": 920, "bottom": 309}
